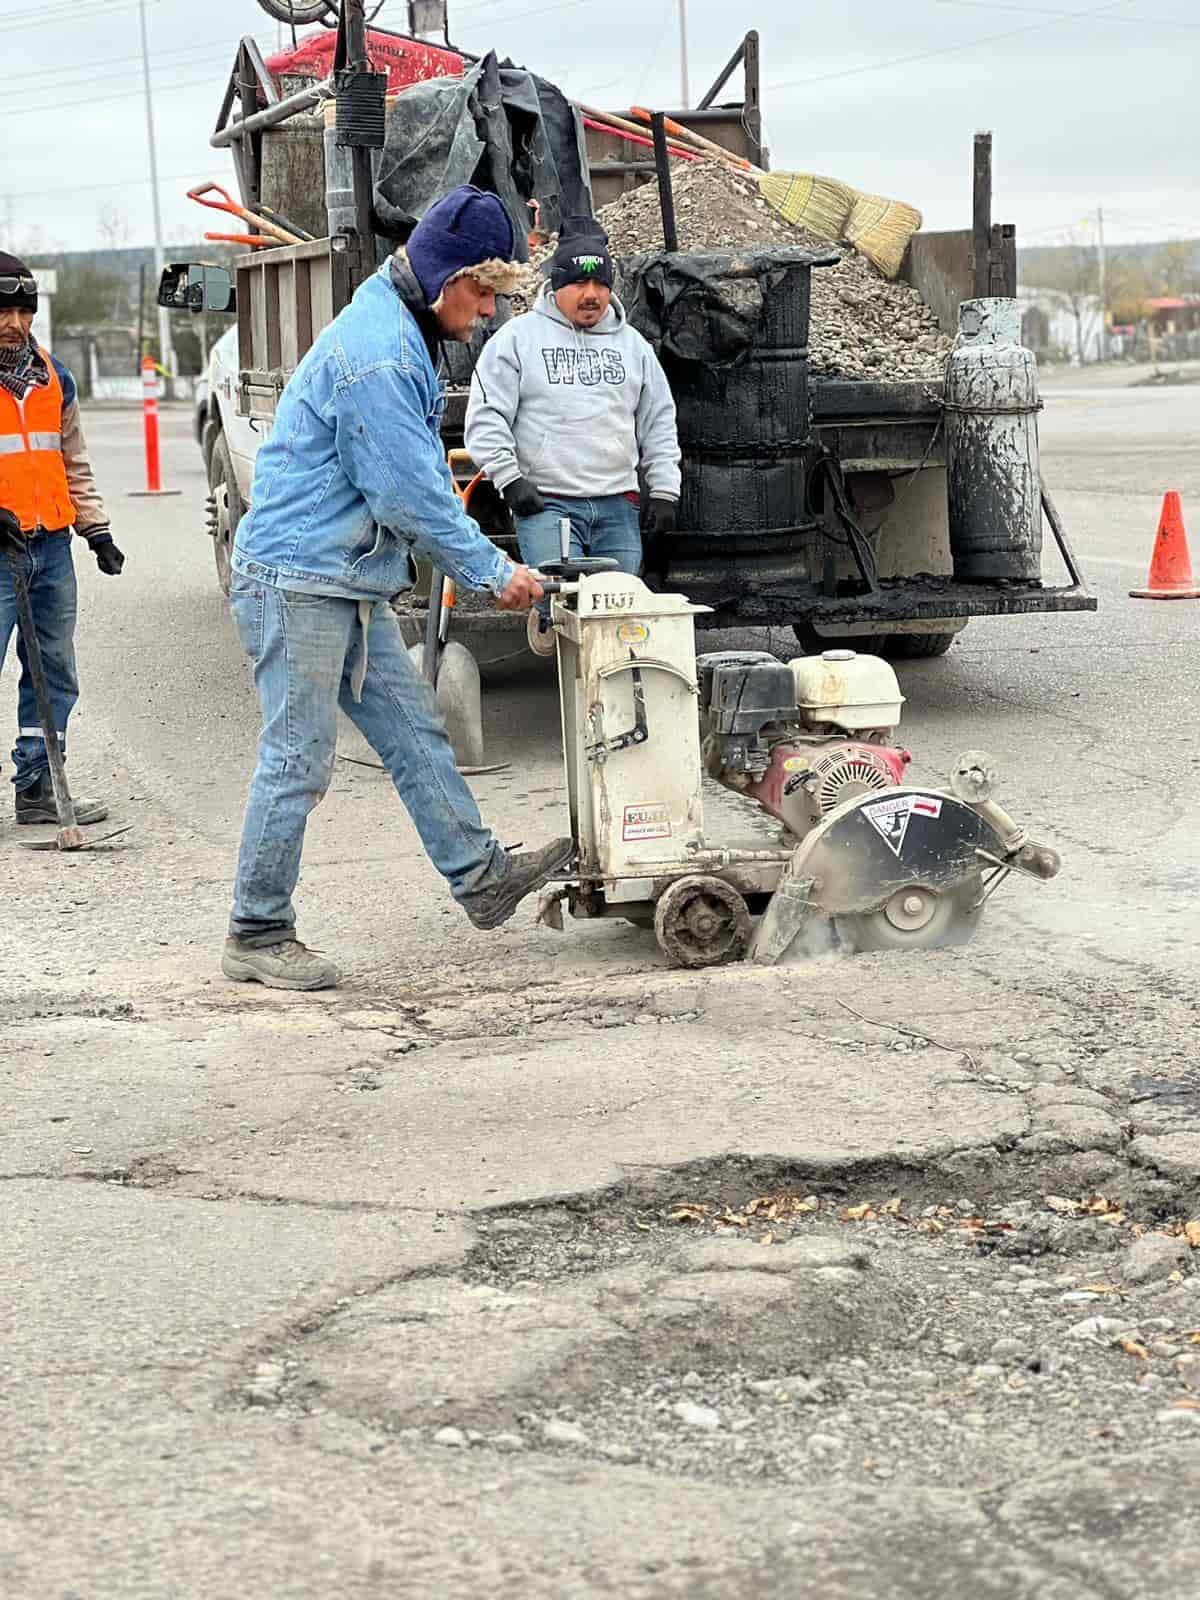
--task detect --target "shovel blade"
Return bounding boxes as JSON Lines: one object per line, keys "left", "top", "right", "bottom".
{"left": 408, "top": 641, "right": 486, "bottom": 770}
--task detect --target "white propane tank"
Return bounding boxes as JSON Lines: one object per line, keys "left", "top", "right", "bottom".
{"left": 944, "top": 297, "right": 1043, "bottom": 582}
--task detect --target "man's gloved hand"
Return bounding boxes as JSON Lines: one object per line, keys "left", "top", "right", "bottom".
{"left": 494, "top": 564, "right": 546, "bottom": 612}
{"left": 0, "top": 507, "right": 22, "bottom": 552}
{"left": 501, "top": 477, "right": 546, "bottom": 519}
{"left": 641, "top": 497, "right": 678, "bottom": 537}
{"left": 82, "top": 527, "right": 125, "bottom": 577}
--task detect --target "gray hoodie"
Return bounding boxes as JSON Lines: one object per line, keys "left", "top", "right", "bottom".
{"left": 465, "top": 284, "right": 681, "bottom": 502}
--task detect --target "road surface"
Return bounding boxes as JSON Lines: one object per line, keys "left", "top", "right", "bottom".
{"left": 2, "top": 370, "right": 1199, "bottom": 1598}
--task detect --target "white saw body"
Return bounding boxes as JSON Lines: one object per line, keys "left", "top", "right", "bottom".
{"left": 538, "top": 566, "right": 1059, "bottom": 968}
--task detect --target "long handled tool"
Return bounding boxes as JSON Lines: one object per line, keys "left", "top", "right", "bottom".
{"left": 628, "top": 107, "right": 762, "bottom": 173}
{"left": 1, "top": 524, "right": 130, "bottom": 852}
{"left": 186, "top": 183, "right": 305, "bottom": 246}
{"left": 406, "top": 458, "right": 507, "bottom": 774}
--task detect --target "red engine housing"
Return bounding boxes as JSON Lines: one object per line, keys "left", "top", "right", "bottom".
{"left": 746, "top": 740, "right": 911, "bottom": 828}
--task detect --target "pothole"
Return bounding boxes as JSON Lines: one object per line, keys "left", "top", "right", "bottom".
{"left": 236, "top": 1164, "right": 1200, "bottom": 1488}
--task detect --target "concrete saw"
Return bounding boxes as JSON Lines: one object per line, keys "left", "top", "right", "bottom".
{"left": 536, "top": 570, "right": 1060, "bottom": 968}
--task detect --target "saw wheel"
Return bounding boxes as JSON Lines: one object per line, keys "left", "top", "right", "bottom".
{"left": 833, "top": 877, "right": 983, "bottom": 953}
{"left": 654, "top": 875, "right": 751, "bottom": 968}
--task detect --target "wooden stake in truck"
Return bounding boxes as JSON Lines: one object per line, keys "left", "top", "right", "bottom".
{"left": 163, "top": 4, "right": 1093, "bottom": 666}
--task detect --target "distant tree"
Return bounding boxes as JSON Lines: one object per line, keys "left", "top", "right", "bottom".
{"left": 96, "top": 206, "right": 134, "bottom": 322}
{"left": 42, "top": 259, "right": 125, "bottom": 330}
{"left": 1151, "top": 239, "right": 1200, "bottom": 298}
{"left": 1107, "top": 255, "right": 1151, "bottom": 327}
{"left": 1031, "top": 229, "right": 1098, "bottom": 364}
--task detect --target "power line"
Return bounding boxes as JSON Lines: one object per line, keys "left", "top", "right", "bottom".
{"left": 11, "top": 69, "right": 231, "bottom": 119}
{"left": 765, "top": 0, "right": 1139, "bottom": 93}
{"left": 19, "top": 31, "right": 276, "bottom": 89}
{"left": 5, "top": 0, "right": 155, "bottom": 27}
{"left": 4, "top": 169, "right": 225, "bottom": 204}
{"left": 933, "top": 0, "right": 1200, "bottom": 28}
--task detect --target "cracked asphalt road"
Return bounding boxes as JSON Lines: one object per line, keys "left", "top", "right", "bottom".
{"left": 2, "top": 368, "right": 1199, "bottom": 1597}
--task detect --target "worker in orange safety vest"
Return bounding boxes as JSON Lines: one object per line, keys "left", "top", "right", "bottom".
{"left": 0, "top": 252, "right": 125, "bottom": 825}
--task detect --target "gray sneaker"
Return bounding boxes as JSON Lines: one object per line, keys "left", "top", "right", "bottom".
{"left": 461, "top": 837, "right": 575, "bottom": 930}
{"left": 221, "top": 936, "right": 339, "bottom": 990}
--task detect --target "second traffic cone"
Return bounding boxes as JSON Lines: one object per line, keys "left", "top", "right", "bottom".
{"left": 1130, "top": 491, "right": 1200, "bottom": 600}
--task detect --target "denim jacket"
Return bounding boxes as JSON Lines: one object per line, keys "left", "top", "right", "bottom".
{"left": 231, "top": 263, "right": 515, "bottom": 602}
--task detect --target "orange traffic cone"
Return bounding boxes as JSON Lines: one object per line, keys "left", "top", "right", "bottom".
{"left": 1130, "top": 491, "right": 1200, "bottom": 600}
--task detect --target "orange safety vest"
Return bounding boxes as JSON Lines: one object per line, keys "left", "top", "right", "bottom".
{"left": 0, "top": 348, "right": 76, "bottom": 534}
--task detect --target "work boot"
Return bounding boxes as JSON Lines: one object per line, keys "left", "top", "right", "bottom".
{"left": 15, "top": 770, "right": 109, "bottom": 826}
{"left": 460, "top": 837, "right": 575, "bottom": 930}
{"left": 526, "top": 607, "right": 556, "bottom": 658}
{"left": 221, "top": 936, "right": 339, "bottom": 991}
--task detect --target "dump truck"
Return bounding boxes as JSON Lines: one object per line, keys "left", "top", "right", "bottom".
{"left": 165, "top": 3, "right": 1094, "bottom": 667}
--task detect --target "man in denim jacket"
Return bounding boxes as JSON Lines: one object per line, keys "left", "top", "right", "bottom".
{"left": 224, "top": 187, "right": 572, "bottom": 990}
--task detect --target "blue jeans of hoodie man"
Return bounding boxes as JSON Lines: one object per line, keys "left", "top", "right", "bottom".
{"left": 224, "top": 186, "right": 572, "bottom": 991}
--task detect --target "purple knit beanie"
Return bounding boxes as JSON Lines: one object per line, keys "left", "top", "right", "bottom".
{"left": 406, "top": 186, "right": 517, "bottom": 305}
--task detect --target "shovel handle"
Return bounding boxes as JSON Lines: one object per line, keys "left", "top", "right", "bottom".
{"left": 190, "top": 182, "right": 302, "bottom": 245}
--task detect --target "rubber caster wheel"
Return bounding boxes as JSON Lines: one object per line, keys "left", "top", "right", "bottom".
{"left": 653, "top": 875, "right": 751, "bottom": 968}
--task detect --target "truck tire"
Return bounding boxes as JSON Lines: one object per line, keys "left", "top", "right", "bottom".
{"left": 792, "top": 621, "right": 884, "bottom": 656}
{"left": 207, "top": 434, "right": 244, "bottom": 599}
{"left": 792, "top": 622, "right": 961, "bottom": 659}
{"left": 200, "top": 414, "right": 221, "bottom": 478}
{"left": 882, "top": 631, "right": 960, "bottom": 660}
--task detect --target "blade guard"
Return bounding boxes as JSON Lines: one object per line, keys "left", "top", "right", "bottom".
{"left": 751, "top": 788, "right": 1000, "bottom": 965}
{"left": 794, "top": 787, "right": 996, "bottom": 916}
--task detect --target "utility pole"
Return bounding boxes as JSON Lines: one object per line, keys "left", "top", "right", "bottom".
{"left": 3, "top": 195, "right": 14, "bottom": 252}
{"left": 678, "top": 0, "right": 690, "bottom": 107}
{"left": 138, "top": 0, "right": 174, "bottom": 380}
{"left": 1096, "top": 203, "right": 1108, "bottom": 363}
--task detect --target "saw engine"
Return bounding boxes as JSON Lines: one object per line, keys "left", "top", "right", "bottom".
{"left": 699, "top": 649, "right": 911, "bottom": 842}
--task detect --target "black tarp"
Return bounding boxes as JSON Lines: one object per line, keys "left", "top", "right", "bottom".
{"left": 372, "top": 52, "right": 592, "bottom": 258}
{"left": 617, "top": 245, "right": 838, "bottom": 367}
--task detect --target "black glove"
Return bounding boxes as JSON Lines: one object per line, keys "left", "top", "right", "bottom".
{"left": 501, "top": 477, "right": 546, "bottom": 519}
{"left": 82, "top": 527, "right": 125, "bottom": 577}
{"left": 0, "top": 507, "right": 21, "bottom": 552}
{"left": 642, "top": 497, "right": 678, "bottom": 537}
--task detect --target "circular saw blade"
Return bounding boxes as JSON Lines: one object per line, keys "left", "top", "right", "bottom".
{"left": 788, "top": 787, "right": 994, "bottom": 950}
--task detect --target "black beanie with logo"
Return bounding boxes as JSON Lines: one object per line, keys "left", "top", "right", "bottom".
{"left": 548, "top": 219, "right": 614, "bottom": 291}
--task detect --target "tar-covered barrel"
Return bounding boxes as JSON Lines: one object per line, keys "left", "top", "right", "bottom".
{"left": 944, "top": 297, "right": 1044, "bottom": 582}
{"left": 619, "top": 246, "right": 836, "bottom": 535}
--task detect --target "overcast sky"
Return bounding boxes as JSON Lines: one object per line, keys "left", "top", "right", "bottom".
{"left": 4, "top": 0, "right": 1197, "bottom": 256}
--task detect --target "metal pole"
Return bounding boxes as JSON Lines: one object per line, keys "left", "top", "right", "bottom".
{"left": 1096, "top": 204, "right": 1108, "bottom": 363}
{"left": 972, "top": 132, "right": 992, "bottom": 300}
{"left": 138, "top": 0, "right": 174, "bottom": 380}
{"left": 650, "top": 113, "right": 679, "bottom": 252}
{"left": 677, "top": 0, "right": 690, "bottom": 108}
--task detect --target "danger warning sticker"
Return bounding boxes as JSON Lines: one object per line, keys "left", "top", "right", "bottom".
{"left": 623, "top": 803, "right": 672, "bottom": 842}
{"left": 861, "top": 794, "right": 942, "bottom": 856}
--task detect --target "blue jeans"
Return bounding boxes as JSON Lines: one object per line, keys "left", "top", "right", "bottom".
{"left": 0, "top": 531, "right": 79, "bottom": 793}
{"left": 517, "top": 495, "right": 641, "bottom": 614}
{"left": 229, "top": 576, "right": 506, "bottom": 945}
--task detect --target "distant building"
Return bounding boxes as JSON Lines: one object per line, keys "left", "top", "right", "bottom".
{"left": 1016, "top": 285, "right": 1102, "bottom": 364}
{"left": 1144, "top": 296, "right": 1200, "bottom": 335}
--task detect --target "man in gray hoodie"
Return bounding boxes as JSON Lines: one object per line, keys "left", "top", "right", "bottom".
{"left": 465, "top": 222, "right": 681, "bottom": 654}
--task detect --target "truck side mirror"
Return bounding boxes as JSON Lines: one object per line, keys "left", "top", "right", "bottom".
{"left": 157, "top": 263, "right": 236, "bottom": 315}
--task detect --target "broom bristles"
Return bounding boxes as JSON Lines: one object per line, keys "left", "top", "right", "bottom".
{"left": 842, "top": 192, "right": 924, "bottom": 279}
{"left": 758, "top": 171, "right": 855, "bottom": 240}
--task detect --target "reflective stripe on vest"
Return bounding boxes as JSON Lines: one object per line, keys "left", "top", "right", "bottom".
{"left": 0, "top": 353, "right": 76, "bottom": 533}
{"left": 0, "top": 431, "right": 61, "bottom": 455}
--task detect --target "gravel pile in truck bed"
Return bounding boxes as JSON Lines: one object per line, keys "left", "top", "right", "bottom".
{"left": 510, "top": 163, "right": 953, "bottom": 382}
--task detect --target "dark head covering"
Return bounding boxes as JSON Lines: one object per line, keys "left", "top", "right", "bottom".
{"left": 548, "top": 219, "right": 614, "bottom": 291}
{"left": 0, "top": 252, "right": 37, "bottom": 312}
